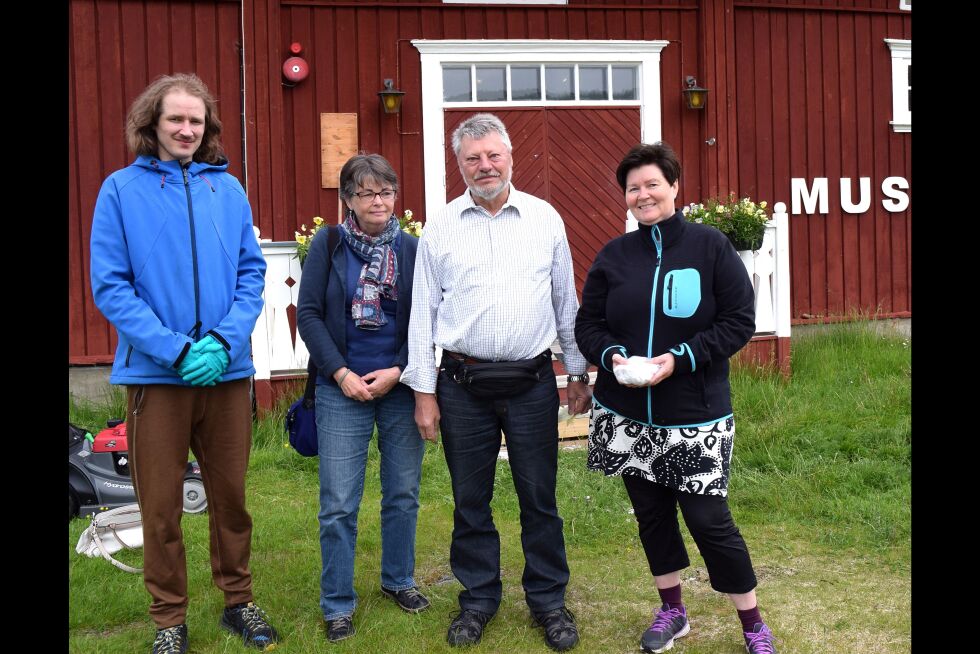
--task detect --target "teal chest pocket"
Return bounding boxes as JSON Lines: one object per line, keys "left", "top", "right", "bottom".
{"left": 663, "top": 269, "right": 701, "bottom": 318}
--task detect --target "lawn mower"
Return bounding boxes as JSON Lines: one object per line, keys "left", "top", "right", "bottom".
{"left": 69, "top": 420, "right": 207, "bottom": 521}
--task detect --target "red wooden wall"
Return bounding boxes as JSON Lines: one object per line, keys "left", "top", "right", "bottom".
{"left": 69, "top": 0, "right": 246, "bottom": 364}
{"left": 245, "top": 0, "right": 702, "bottom": 247}
{"left": 69, "top": 0, "right": 912, "bottom": 364}
{"left": 729, "top": 0, "right": 911, "bottom": 321}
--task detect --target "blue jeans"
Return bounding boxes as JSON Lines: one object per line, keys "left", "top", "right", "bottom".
{"left": 315, "top": 381, "right": 425, "bottom": 620}
{"left": 437, "top": 366, "right": 570, "bottom": 616}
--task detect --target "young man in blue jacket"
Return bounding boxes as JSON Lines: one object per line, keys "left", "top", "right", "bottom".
{"left": 89, "top": 73, "right": 277, "bottom": 654}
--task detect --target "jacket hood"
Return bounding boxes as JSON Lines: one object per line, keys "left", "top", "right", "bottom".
{"left": 132, "top": 154, "right": 230, "bottom": 176}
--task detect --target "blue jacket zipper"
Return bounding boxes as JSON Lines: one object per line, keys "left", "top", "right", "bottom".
{"left": 646, "top": 225, "right": 663, "bottom": 425}
{"left": 181, "top": 164, "right": 202, "bottom": 341}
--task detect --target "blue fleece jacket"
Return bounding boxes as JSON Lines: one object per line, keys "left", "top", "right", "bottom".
{"left": 90, "top": 155, "right": 267, "bottom": 385}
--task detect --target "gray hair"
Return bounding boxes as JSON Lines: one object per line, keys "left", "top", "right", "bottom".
{"left": 338, "top": 153, "right": 399, "bottom": 201}
{"left": 450, "top": 113, "right": 513, "bottom": 155}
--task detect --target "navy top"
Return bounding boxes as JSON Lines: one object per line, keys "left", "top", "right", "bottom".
{"left": 296, "top": 224, "right": 419, "bottom": 388}
{"left": 343, "top": 242, "right": 399, "bottom": 376}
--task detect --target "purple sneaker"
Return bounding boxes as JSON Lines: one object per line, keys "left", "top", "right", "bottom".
{"left": 744, "top": 623, "right": 778, "bottom": 654}
{"left": 641, "top": 604, "right": 690, "bottom": 653}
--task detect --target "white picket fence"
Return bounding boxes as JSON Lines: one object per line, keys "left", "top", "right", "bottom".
{"left": 250, "top": 202, "right": 791, "bottom": 383}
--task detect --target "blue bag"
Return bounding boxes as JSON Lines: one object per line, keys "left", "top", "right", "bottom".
{"left": 285, "top": 374, "right": 318, "bottom": 456}
{"left": 286, "top": 225, "right": 338, "bottom": 457}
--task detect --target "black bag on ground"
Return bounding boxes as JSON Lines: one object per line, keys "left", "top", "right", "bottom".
{"left": 447, "top": 352, "right": 550, "bottom": 399}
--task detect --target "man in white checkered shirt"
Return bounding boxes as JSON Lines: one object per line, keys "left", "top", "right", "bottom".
{"left": 401, "top": 113, "right": 590, "bottom": 652}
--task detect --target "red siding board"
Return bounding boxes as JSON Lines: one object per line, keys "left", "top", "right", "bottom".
{"left": 71, "top": 0, "right": 911, "bottom": 364}
{"left": 821, "top": 11, "right": 844, "bottom": 316}
{"left": 838, "top": 12, "right": 861, "bottom": 312}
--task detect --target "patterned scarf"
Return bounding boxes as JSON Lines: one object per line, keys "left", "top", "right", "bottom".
{"left": 341, "top": 210, "right": 399, "bottom": 329}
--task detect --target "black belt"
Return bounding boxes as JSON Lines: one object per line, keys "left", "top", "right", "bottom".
{"left": 443, "top": 349, "right": 551, "bottom": 366}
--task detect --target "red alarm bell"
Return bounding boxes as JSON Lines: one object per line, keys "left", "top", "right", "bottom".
{"left": 283, "top": 56, "right": 309, "bottom": 83}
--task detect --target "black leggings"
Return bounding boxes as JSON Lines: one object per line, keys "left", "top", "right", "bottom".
{"left": 622, "top": 474, "right": 757, "bottom": 594}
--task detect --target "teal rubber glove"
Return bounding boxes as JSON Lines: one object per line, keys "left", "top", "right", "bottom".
{"left": 179, "top": 336, "right": 230, "bottom": 386}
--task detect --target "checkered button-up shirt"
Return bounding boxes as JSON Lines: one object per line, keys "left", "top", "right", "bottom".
{"left": 401, "top": 185, "right": 588, "bottom": 394}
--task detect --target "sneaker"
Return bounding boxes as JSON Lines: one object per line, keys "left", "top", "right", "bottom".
{"left": 447, "top": 608, "right": 493, "bottom": 647}
{"left": 533, "top": 607, "right": 579, "bottom": 652}
{"left": 220, "top": 602, "right": 280, "bottom": 651}
{"left": 381, "top": 586, "right": 431, "bottom": 613}
{"left": 744, "top": 622, "right": 778, "bottom": 654}
{"left": 641, "top": 604, "right": 690, "bottom": 653}
{"left": 151, "top": 624, "right": 188, "bottom": 654}
{"left": 325, "top": 616, "right": 355, "bottom": 643}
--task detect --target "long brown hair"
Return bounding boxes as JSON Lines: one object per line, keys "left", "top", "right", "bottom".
{"left": 124, "top": 73, "right": 225, "bottom": 164}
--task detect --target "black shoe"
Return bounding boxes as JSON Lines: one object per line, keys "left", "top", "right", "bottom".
{"left": 381, "top": 586, "right": 431, "bottom": 613}
{"left": 220, "top": 602, "right": 280, "bottom": 650}
{"left": 447, "top": 608, "right": 493, "bottom": 647}
{"left": 325, "top": 616, "right": 355, "bottom": 643}
{"left": 533, "top": 607, "right": 579, "bottom": 652}
{"left": 152, "top": 624, "right": 188, "bottom": 654}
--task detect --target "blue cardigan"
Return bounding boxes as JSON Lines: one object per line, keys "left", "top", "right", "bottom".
{"left": 296, "top": 225, "right": 419, "bottom": 385}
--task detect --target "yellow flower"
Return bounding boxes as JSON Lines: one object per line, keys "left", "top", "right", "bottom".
{"left": 295, "top": 234, "right": 307, "bottom": 245}
{"left": 403, "top": 209, "right": 413, "bottom": 219}
{"left": 759, "top": 201, "right": 767, "bottom": 209}
{"left": 313, "top": 216, "right": 323, "bottom": 226}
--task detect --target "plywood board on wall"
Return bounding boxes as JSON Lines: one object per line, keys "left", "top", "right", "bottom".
{"left": 320, "top": 113, "right": 358, "bottom": 188}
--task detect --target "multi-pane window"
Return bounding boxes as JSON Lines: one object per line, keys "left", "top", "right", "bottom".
{"left": 884, "top": 39, "right": 911, "bottom": 132}
{"left": 442, "top": 63, "right": 640, "bottom": 104}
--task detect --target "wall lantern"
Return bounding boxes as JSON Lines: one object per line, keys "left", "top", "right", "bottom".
{"left": 377, "top": 79, "right": 405, "bottom": 114}
{"left": 683, "top": 76, "right": 709, "bottom": 110}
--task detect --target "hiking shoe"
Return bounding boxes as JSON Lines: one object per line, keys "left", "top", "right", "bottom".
{"left": 447, "top": 608, "right": 493, "bottom": 647}
{"left": 533, "top": 606, "right": 579, "bottom": 651}
{"left": 220, "top": 602, "right": 280, "bottom": 650}
{"left": 381, "top": 586, "right": 431, "bottom": 613}
{"left": 151, "top": 624, "right": 188, "bottom": 654}
{"left": 641, "top": 604, "right": 690, "bottom": 653}
{"left": 325, "top": 616, "right": 355, "bottom": 642}
{"left": 744, "top": 622, "right": 778, "bottom": 654}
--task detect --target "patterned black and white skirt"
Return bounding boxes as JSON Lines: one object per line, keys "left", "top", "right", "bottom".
{"left": 586, "top": 403, "right": 736, "bottom": 497}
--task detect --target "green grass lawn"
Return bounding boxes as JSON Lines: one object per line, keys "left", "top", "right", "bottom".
{"left": 68, "top": 323, "right": 910, "bottom": 653}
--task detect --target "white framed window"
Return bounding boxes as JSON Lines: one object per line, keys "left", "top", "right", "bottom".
{"left": 884, "top": 39, "right": 911, "bottom": 132}
{"left": 412, "top": 39, "right": 670, "bottom": 208}
{"left": 899, "top": 0, "right": 911, "bottom": 10}
{"left": 441, "top": 63, "right": 640, "bottom": 106}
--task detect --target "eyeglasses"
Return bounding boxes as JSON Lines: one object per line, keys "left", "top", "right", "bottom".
{"left": 352, "top": 188, "right": 396, "bottom": 201}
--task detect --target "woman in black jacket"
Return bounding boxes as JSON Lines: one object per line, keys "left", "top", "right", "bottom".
{"left": 575, "top": 142, "right": 778, "bottom": 654}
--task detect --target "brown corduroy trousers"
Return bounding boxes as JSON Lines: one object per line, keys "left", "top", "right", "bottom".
{"left": 127, "top": 378, "right": 255, "bottom": 628}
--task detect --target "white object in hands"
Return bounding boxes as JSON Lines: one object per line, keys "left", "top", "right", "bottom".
{"left": 613, "top": 356, "right": 662, "bottom": 385}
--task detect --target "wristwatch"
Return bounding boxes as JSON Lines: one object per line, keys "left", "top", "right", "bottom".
{"left": 566, "top": 373, "right": 590, "bottom": 384}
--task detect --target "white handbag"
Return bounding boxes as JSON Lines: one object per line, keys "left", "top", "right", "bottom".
{"left": 74, "top": 504, "right": 144, "bottom": 574}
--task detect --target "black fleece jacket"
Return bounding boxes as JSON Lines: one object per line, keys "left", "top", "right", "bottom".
{"left": 574, "top": 210, "right": 756, "bottom": 427}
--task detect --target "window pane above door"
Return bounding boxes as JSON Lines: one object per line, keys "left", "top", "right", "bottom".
{"left": 443, "top": 68, "right": 472, "bottom": 102}
{"left": 545, "top": 66, "right": 575, "bottom": 101}
{"left": 475, "top": 66, "right": 506, "bottom": 102}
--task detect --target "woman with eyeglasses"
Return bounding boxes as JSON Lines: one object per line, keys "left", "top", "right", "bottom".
{"left": 297, "top": 153, "right": 429, "bottom": 644}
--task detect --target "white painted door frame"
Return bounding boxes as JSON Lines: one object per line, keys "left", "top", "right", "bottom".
{"left": 412, "top": 39, "right": 670, "bottom": 211}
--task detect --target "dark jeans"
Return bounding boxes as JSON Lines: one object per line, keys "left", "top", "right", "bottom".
{"left": 623, "top": 473, "right": 757, "bottom": 594}
{"left": 437, "top": 361, "right": 569, "bottom": 616}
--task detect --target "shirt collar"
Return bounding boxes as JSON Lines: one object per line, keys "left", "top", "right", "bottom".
{"left": 460, "top": 183, "right": 524, "bottom": 219}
